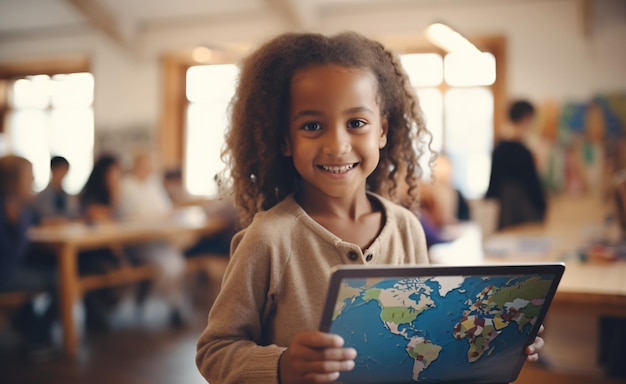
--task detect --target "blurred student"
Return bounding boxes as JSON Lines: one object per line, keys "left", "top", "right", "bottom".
{"left": 78, "top": 154, "right": 125, "bottom": 330}
{"left": 80, "top": 154, "right": 122, "bottom": 224}
{"left": 120, "top": 152, "right": 188, "bottom": 327}
{"left": 0, "top": 155, "right": 57, "bottom": 356}
{"left": 396, "top": 165, "right": 448, "bottom": 249}
{"left": 163, "top": 167, "right": 191, "bottom": 205}
{"left": 33, "top": 156, "right": 79, "bottom": 224}
{"left": 486, "top": 100, "right": 547, "bottom": 229}
{"left": 431, "top": 155, "right": 470, "bottom": 223}
{"left": 162, "top": 167, "right": 238, "bottom": 256}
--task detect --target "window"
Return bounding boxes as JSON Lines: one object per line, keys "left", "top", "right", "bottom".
{"left": 185, "top": 64, "right": 238, "bottom": 196}
{"left": 400, "top": 52, "right": 496, "bottom": 198}
{"left": 1, "top": 73, "right": 94, "bottom": 194}
{"left": 177, "top": 47, "right": 501, "bottom": 199}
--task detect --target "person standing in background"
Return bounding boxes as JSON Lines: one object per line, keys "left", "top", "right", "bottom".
{"left": 486, "top": 100, "right": 547, "bottom": 229}
{"left": 33, "top": 156, "right": 79, "bottom": 224}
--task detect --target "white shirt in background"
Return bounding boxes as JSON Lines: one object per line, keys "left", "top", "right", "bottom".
{"left": 120, "top": 175, "right": 172, "bottom": 220}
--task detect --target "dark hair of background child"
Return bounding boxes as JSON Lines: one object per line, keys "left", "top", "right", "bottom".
{"left": 508, "top": 100, "right": 535, "bottom": 123}
{"left": 223, "top": 32, "right": 433, "bottom": 226}
{"left": 80, "top": 154, "right": 119, "bottom": 207}
{"left": 50, "top": 155, "right": 69, "bottom": 169}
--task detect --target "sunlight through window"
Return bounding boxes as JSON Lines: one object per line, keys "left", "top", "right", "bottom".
{"left": 400, "top": 52, "right": 495, "bottom": 197}
{"left": 185, "top": 64, "right": 238, "bottom": 196}
{"left": 445, "top": 88, "right": 494, "bottom": 198}
{"left": 444, "top": 52, "right": 496, "bottom": 87}
{"left": 5, "top": 73, "right": 94, "bottom": 193}
{"left": 400, "top": 53, "right": 443, "bottom": 87}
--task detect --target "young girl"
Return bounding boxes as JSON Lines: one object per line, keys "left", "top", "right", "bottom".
{"left": 196, "top": 32, "right": 543, "bottom": 384}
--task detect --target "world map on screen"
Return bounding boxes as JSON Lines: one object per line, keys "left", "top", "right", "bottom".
{"left": 330, "top": 275, "right": 554, "bottom": 383}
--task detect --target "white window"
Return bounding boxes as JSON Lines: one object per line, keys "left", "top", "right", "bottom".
{"left": 400, "top": 52, "right": 496, "bottom": 198}
{"left": 182, "top": 53, "right": 496, "bottom": 199}
{"left": 185, "top": 64, "right": 238, "bottom": 196}
{"left": 1, "top": 73, "right": 94, "bottom": 194}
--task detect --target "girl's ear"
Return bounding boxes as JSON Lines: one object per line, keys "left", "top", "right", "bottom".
{"left": 379, "top": 117, "right": 389, "bottom": 149}
{"left": 282, "top": 137, "right": 292, "bottom": 157}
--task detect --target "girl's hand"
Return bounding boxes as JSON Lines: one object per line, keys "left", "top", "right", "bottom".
{"left": 525, "top": 324, "right": 545, "bottom": 363}
{"left": 279, "top": 331, "right": 356, "bottom": 384}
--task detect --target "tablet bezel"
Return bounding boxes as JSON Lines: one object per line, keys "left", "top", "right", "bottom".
{"left": 319, "top": 263, "right": 565, "bottom": 384}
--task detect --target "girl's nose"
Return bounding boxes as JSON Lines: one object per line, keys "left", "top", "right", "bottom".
{"left": 322, "top": 126, "right": 351, "bottom": 156}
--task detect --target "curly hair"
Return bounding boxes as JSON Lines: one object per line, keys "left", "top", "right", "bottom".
{"left": 224, "top": 32, "right": 433, "bottom": 226}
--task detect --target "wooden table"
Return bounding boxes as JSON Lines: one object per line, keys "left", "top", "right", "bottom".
{"left": 28, "top": 209, "right": 229, "bottom": 359}
{"left": 483, "top": 195, "right": 626, "bottom": 377}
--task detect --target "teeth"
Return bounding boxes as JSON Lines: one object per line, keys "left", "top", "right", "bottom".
{"left": 320, "top": 164, "right": 355, "bottom": 173}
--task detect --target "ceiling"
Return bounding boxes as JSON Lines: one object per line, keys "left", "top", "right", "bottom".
{"left": 0, "top": 0, "right": 530, "bottom": 43}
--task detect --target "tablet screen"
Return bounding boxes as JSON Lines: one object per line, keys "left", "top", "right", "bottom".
{"left": 320, "top": 265, "right": 563, "bottom": 384}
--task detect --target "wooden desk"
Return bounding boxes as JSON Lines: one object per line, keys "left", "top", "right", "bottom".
{"left": 28, "top": 210, "right": 229, "bottom": 359}
{"left": 484, "top": 196, "right": 626, "bottom": 377}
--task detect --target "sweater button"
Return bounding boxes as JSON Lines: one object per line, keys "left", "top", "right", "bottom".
{"left": 348, "top": 251, "right": 358, "bottom": 261}
{"left": 365, "top": 254, "right": 373, "bottom": 262}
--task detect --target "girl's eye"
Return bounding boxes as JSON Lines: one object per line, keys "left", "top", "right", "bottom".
{"left": 348, "top": 119, "right": 367, "bottom": 129}
{"left": 301, "top": 122, "right": 322, "bottom": 132}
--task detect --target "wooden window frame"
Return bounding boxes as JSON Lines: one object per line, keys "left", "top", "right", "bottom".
{"left": 159, "top": 53, "right": 236, "bottom": 169}
{"left": 0, "top": 55, "right": 90, "bottom": 135}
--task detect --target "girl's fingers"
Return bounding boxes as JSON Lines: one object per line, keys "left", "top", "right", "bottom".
{"left": 526, "top": 335, "right": 544, "bottom": 363}
{"left": 526, "top": 353, "right": 539, "bottom": 363}
{"left": 303, "top": 371, "right": 341, "bottom": 383}
{"left": 295, "top": 331, "right": 345, "bottom": 349}
{"left": 295, "top": 347, "right": 356, "bottom": 362}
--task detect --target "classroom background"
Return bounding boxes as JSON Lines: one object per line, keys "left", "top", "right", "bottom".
{"left": 0, "top": 0, "right": 625, "bottom": 383}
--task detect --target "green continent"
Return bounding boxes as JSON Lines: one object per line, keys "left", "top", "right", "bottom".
{"left": 466, "top": 326, "right": 496, "bottom": 362}
{"left": 362, "top": 288, "right": 382, "bottom": 302}
{"left": 522, "top": 302, "right": 542, "bottom": 319}
{"left": 453, "top": 317, "right": 499, "bottom": 363}
{"left": 489, "top": 276, "right": 551, "bottom": 309}
{"left": 407, "top": 341, "right": 442, "bottom": 365}
{"left": 380, "top": 306, "right": 420, "bottom": 324}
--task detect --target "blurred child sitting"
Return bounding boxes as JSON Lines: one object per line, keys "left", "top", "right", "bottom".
{"left": 33, "top": 156, "right": 79, "bottom": 224}
{"left": 78, "top": 154, "right": 126, "bottom": 330}
{"left": 0, "top": 155, "right": 57, "bottom": 357}
{"left": 119, "top": 152, "right": 188, "bottom": 327}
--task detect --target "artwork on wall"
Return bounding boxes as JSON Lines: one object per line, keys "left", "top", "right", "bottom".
{"left": 533, "top": 93, "right": 626, "bottom": 199}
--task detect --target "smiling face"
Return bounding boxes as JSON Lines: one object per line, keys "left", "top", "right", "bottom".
{"left": 285, "top": 65, "right": 388, "bottom": 202}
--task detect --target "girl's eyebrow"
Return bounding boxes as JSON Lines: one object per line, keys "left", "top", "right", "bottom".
{"left": 290, "top": 110, "right": 323, "bottom": 122}
{"left": 344, "top": 106, "right": 374, "bottom": 115}
{"left": 290, "top": 106, "right": 374, "bottom": 122}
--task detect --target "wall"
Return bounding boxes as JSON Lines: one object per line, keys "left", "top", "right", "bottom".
{"left": 0, "top": 30, "right": 160, "bottom": 133}
{"left": 0, "top": 0, "right": 623, "bottom": 136}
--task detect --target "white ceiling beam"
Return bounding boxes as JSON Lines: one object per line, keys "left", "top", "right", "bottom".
{"left": 266, "top": 0, "right": 318, "bottom": 30}
{"left": 63, "top": 0, "right": 128, "bottom": 46}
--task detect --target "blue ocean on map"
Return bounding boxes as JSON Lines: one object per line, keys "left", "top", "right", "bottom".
{"left": 329, "top": 275, "right": 554, "bottom": 383}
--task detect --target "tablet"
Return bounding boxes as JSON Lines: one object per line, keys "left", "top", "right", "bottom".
{"left": 320, "top": 263, "right": 565, "bottom": 384}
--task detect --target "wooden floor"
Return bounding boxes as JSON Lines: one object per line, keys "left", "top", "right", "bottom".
{"left": 1, "top": 257, "right": 624, "bottom": 384}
